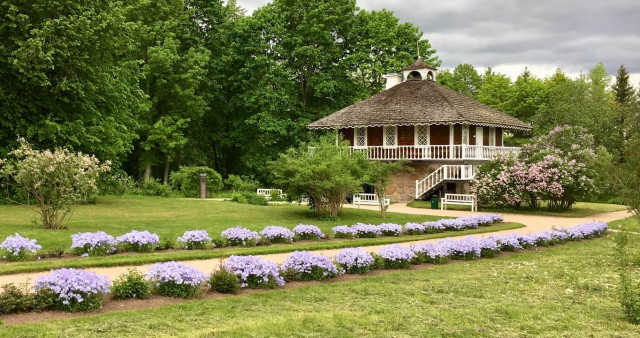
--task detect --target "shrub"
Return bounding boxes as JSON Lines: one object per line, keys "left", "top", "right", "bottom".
{"left": 615, "top": 224, "right": 640, "bottom": 324}
{"left": 71, "top": 231, "right": 116, "bottom": 256}
{"left": 404, "top": 222, "right": 426, "bottom": 235}
{"left": 97, "top": 169, "right": 136, "bottom": 196}
{"left": 243, "top": 192, "right": 268, "bottom": 206}
{"left": 378, "top": 223, "right": 403, "bottom": 236}
{"left": 209, "top": 266, "right": 241, "bottom": 294}
{"left": 559, "top": 222, "right": 608, "bottom": 240}
{"left": 177, "top": 230, "right": 212, "bottom": 250}
{"left": 223, "top": 255, "right": 285, "bottom": 289}
{"left": 138, "top": 178, "right": 172, "bottom": 197}
{"left": 221, "top": 227, "right": 259, "bottom": 246}
{"left": 352, "top": 223, "right": 381, "bottom": 238}
{"left": 446, "top": 237, "right": 482, "bottom": 260}
{"left": 411, "top": 242, "right": 451, "bottom": 264}
{"left": 111, "top": 270, "right": 151, "bottom": 300}
{"left": 332, "top": 248, "right": 374, "bottom": 274}
{"left": 230, "top": 192, "right": 247, "bottom": 204}
{"left": 0, "top": 138, "right": 110, "bottom": 229}
{"left": 281, "top": 251, "right": 339, "bottom": 281}
{"left": 0, "top": 283, "right": 36, "bottom": 315}
{"left": 159, "top": 235, "right": 176, "bottom": 250}
{"left": 34, "top": 268, "right": 111, "bottom": 312}
{"left": 293, "top": 224, "right": 325, "bottom": 240}
{"left": 477, "top": 237, "right": 500, "bottom": 258}
{"left": 40, "top": 246, "right": 65, "bottom": 258}
{"left": 116, "top": 230, "right": 160, "bottom": 253}
{"left": 491, "top": 234, "right": 523, "bottom": 251}
{"left": 260, "top": 226, "right": 294, "bottom": 244}
{"left": 145, "top": 261, "right": 207, "bottom": 298}
{"left": 332, "top": 225, "right": 356, "bottom": 239}
{"left": 170, "top": 166, "right": 223, "bottom": 198}
{"left": 423, "top": 221, "right": 445, "bottom": 233}
{"left": 1, "top": 233, "right": 42, "bottom": 261}
{"left": 375, "top": 245, "right": 416, "bottom": 269}
{"left": 224, "top": 174, "right": 259, "bottom": 192}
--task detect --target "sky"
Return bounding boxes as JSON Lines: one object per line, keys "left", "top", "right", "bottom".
{"left": 237, "top": 0, "right": 640, "bottom": 86}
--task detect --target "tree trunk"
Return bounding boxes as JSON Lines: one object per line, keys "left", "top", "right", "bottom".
{"left": 163, "top": 154, "right": 170, "bottom": 185}
{"left": 144, "top": 164, "right": 152, "bottom": 181}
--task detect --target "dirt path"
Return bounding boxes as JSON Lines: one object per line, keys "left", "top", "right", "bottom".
{"left": 0, "top": 205, "right": 630, "bottom": 287}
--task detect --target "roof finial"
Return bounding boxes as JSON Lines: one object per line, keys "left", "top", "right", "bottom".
{"left": 417, "top": 40, "right": 421, "bottom": 59}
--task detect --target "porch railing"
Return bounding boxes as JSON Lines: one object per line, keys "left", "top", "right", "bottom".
{"left": 350, "top": 145, "right": 519, "bottom": 161}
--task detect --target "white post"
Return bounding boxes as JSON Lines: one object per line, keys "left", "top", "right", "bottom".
{"left": 449, "top": 124, "right": 454, "bottom": 159}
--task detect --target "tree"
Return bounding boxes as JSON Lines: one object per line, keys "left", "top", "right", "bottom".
{"left": 0, "top": 139, "right": 110, "bottom": 229}
{"left": 365, "top": 160, "right": 411, "bottom": 218}
{"left": 612, "top": 93, "right": 640, "bottom": 223}
{"left": 612, "top": 65, "right": 637, "bottom": 162}
{"left": 613, "top": 65, "right": 635, "bottom": 105}
{"left": 502, "top": 68, "right": 547, "bottom": 123}
{"left": 270, "top": 135, "right": 368, "bottom": 218}
{"left": 477, "top": 68, "right": 512, "bottom": 109}
{"left": 444, "top": 64, "right": 483, "bottom": 98}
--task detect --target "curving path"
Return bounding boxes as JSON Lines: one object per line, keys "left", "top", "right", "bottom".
{"left": 0, "top": 204, "right": 630, "bottom": 287}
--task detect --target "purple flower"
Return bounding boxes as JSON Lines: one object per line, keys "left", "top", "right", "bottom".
{"left": 332, "top": 225, "right": 356, "bottom": 238}
{"left": 1, "top": 233, "right": 42, "bottom": 261}
{"left": 332, "top": 248, "right": 375, "bottom": 274}
{"left": 260, "top": 226, "right": 294, "bottom": 243}
{"left": 293, "top": 224, "right": 325, "bottom": 240}
{"left": 558, "top": 222, "right": 608, "bottom": 240}
{"left": 34, "top": 268, "right": 111, "bottom": 309}
{"left": 71, "top": 231, "right": 116, "bottom": 256}
{"left": 116, "top": 230, "right": 160, "bottom": 252}
{"left": 282, "top": 251, "right": 339, "bottom": 280}
{"left": 352, "top": 223, "right": 381, "bottom": 238}
{"left": 411, "top": 242, "right": 451, "bottom": 263}
{"left": 378, "top": 223, "right": 403, "bottom": 236}
{"left": 221, "top": 227, "right": 259, "bottom": 246}
{"left": 446, "top": 237, "right": 482, "bottom": 260}
{"left": 224, "top": 255, "right": 285, "bottom": 288}
{"left": 423, "top": 221, "right": 445, "bottom": 233}
{"left": 177, "top": 230, "right": 212, "bottom": 249}
{"left": 146, "top": 261, "right": 207, "bottom": 287}
{"left": 405, "top": 222, "right": 426, "bottom": 235}
{"left": 376, "top": 244, "right": 416, "bottom": 268}
{"left": 491, "top": 234, "right": 523, "bottom": 251}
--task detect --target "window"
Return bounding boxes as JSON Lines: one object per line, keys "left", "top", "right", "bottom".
{"left": 355, "top": 127, "right": 367, "bottom": 148}
{"left": 415, "top": 125, "right": 429, "bottom": 146}
{"left": 383, "top": 126, "right": 397, "bottom": 147}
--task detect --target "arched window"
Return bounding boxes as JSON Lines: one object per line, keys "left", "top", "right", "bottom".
{"left": 427, "top": 71, "right": 434, "bottom": 81}
{"left": 407, "top": 71, "right": 422, "bottom": 81}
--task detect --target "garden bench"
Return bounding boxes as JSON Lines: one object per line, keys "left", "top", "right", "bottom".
{"left": 352, "top": 193, "right": 390, "bottom": 207}
{"left": 440, "top": 193, "right": 477, "bottom": 212}
{"left": 256, "top": 188, "right": 286, "bottom": 201}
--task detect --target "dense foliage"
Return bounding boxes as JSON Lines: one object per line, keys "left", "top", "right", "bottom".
{"left": 170, "top": 166, "right": 223, "bottom": 198}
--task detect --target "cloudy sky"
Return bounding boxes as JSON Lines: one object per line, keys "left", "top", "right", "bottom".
{"left": 237, "top": 0, "right": 640, "bottom": 85}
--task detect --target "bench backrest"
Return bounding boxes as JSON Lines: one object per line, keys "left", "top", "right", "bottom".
{"left": 443, "top": 193, "right": 475, "bottom": 202}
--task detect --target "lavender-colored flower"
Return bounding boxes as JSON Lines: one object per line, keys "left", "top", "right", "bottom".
{"left": 559, "top": 222, "right": 608, "bottom": 240}
{"left": 146, "top": 261, "right": 207, "bottom": 287}
{"left": 293, "top": 224, "right": 325, "bottom": 240}
{"left": 411, "top": 242, "right": 451, "bottom": 264}
{"left": 376, "top": 244, "right": 416, "bottom": 269}
{"left": 260, "top": 226, "right": 294, "bottom": 243}
{"left": 1, "top": 233, "right": 42, "bottom": 261}
{"left": 71, "top": 231, "right": 116, "bottom": 256}
{"left": 378, "top": 223, "right": 403, "bottom": 236}
{"left": 332, "top": 248, "right": 375, "bottom": 274}
{"left": 476, "top": 237, "right": 500, "bottom": 257}
{"left": 34, "top": 268, "right": 111, "bottom": 310}
{"left": 116, "top": 230, "right": 160, "bottom": 252}
{"left": 332, "top": 225, "right": 356, "bottom": 239}
{"left": 423, "top": 221, "right": 445, "bottom": 233}
{"left": 221, "top": 227, "right": 259, "bottom": 246}
{"left": 405, "top": 222, "right": 426, "bottom": 235}
{"left": 491, "top": 234, "right": 523, "bottom": 251}
{"left": 177, "top": 230, "right": 213, "bottom": 249}
{"left": 223, "top": 255, "right": 285, "bottom": 288}
{"left": 517, "top": 234, "right": 536, "bottom": 248}
{"left": 282, "top": 251, "right": 339, "bottom": 280}
{"left": 352, "top": 223, "right": 381, "bottom": 238}
{"left": 446, "top": 237, "right": 482, "bottom": 260}
{"left": 531, "top": 231, "right": 554, "bottom": 246}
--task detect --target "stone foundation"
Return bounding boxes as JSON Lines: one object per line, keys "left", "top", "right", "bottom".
{"left": 384, "top": 163, "right": 472, "bottom": 202}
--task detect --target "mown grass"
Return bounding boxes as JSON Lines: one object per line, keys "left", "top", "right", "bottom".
{"left": 3, "top": 234, "right": 638, "bottom": 337}
{"left": 609, "top": 216, "right": 640, "bottom": 232}
{"left": 407, "top": 200, "right": 627, "bottom": 217}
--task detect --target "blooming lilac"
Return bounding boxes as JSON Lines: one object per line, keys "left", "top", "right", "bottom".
{"left": 293, "top": 224, "right": 325, "bottom": 240}
{"left": 1, "top": 233, "right": 42, "bottom": 261}
{"left": 352, "top": 223, "right": 381, "bottom": 238}
{"left": 282, "top": 251, "right": 339, "bottom": 280}
{"left": 177, "top": 230, "right": 213, "bottom": 249}
{"left": 405, "top": 222, "right": 426, "bottom": 235}
{"left": 221, "top": 227, "right": 259, "bottom": 246}
{"left": 71, "top": 231, "right": 116, "bottom": 256}
{"left": 332, "top": 248, "right": 375, "bottom": 274}
{"left": 378, "top": 223, "right": 403, "bottom": 236}
{"left": 260, "top": 226, "right": 294, "bottom": 243}
{"left": 34, "top": 268, "right": 111, "bottom": 311}
{"left": 376, "top": 244, "right": 416, "bottom": 268}
{"left": 332, "top": 225, "right": 356, "bottom": 238}
{"left": 146, "top": 261, "right": 207, "bottom": 298}
{"left": 223, "top": 255, "right": 285, "bottom": 288}
{"left": 116, "top": 230, "right": 160, "bottom": 252}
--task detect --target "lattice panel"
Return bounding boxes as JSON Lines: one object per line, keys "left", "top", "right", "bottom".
{"left": 356, "top": 127, "right": 366, "bottom": 147}
{"left": 385, "top": 126, "right": 397, "bottom": 146}
{"left": 416, "top": 125, "right": 429, "bottom": 145}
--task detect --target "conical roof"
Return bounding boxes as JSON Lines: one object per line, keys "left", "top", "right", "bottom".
{"left": 403, "top": 58, "right": 437, "bottom": 71}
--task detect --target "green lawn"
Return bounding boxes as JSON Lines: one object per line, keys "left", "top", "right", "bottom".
{"left": 609, "top": 216, "right": 640, "bottom": 232}
{"left": 407, "top": 200, "right": 627, "bottom": 217}
{"left": 3, "top": 235, "right": 639, "bottom": 337}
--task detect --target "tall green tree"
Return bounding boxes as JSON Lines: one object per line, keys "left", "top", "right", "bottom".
{"left": 477, "top": 68, "right": 511, "bottom": 109}
{"left": 501, "top": 68, "right": 548, "bottom": 123}
{"left": 440, "top": 64, "right": 483, "bottom": 98}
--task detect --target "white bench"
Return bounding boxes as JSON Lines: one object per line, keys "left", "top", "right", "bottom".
{"left": 256, "top": 189, "right": 286, "bottom": 201}
{"left": 441, "top": 193, "right": 477, "bottom": 212}
{"left": 353, "top": 193, "right": 390, "bottom": 207}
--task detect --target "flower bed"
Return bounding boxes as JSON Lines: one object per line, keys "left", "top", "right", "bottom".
{"left": 1, "top": 233, "right": 42, "bottom": 261}
{"left": 145, "top": 261, "right": 207, "bottom": 298}
{"left": 116, "top": 230, "right": 160, "bottom": 252}
{"left": 404, "top": 222, "right": 426, "bottom": 235}
{"left": 293, "top": 224, "right": 325, "bottom": 240}
{"left": 352, "top": 223, "right": 381, "bottom": 238}
{"left": 177, "top": 230, "right": 213, "bottom": 250}
{"left": 34, "top": 268, "right": 111, "bottom": 311}
{"left": 281, "top": 251, "right": 339, "bottom": 281}
{"left": 71, "top": 231, "right": 116, "bottom": 256}
{"left": 260, "top": 226, "right": 294, "bottom": 244}
{"left": 332, "top": 248, "right": 375, "bottom": 274}
{"left": 332, "top": 225, "right": 356, "bottom": 239}
{"left": 378, "top": 223, "right": 403, "bottom": 236}
{"left": 491, "top": 234, "right": 523, "bottom": 251}
{"left": 411, "top": 242, "right": 450, "bottom": 264}
{"left": 375, "top": 244, "right": 416, "bottom": 269}
{"left": 223, "top": 255, "right": 285, "bottom": 288}
{"left": 221, "top": 227, "right": 259, "bottom": 246}
{"left": 446, "top": 237, "right": 482, "bottom": 260}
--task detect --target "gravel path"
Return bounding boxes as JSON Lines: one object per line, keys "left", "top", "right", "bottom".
{"left": 0, "top": 204, "right": 630, "bottom": 287}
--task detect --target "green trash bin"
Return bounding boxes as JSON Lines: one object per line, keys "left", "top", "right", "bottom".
{"left": 430, "top": 195, "right": 439, "bottom": 209}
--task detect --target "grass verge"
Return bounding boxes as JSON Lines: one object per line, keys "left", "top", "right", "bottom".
{"left": 609, "top": 216, "right": 640, "bottom": 232}
{"left": 407, "top": 200, "right": 627, "bottom": 217}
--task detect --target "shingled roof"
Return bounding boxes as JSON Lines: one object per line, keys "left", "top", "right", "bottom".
{"left": 403, "top": 58, "right": 437, "bottom": 71}
{"left": 307, "top": 80, "right": 532, "bottom": 131}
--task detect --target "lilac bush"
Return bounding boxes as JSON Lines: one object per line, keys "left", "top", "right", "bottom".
{"left": 223, "top": 255, "right": 285, "bottom": 289}
{"left": 71, "top": 231, "right": 116, "bottom": 256}
{"left": 221, "top": 227, "right": 259, "bottom": 246}
{"left": 260, "top": 226, "right": 295, "bottom": 244}
{"left": 411, "top": 242, "right": 451, "bottom": 264}
{"left": 1, "top": 233, "right": 42, "bottom": 261}
{"left": 352, "top": 223, "right": 381, "bottom": 238}
{"left": 177, "top": 230, "right": 212, "bottom": 249}
{"left": 293, "top": 224, "right": 325, "bottom": 240}
{"left": 145, "top": 261, "right": 207, "bottom": 298}
{"left": 332, "top": 225, "right": 356, "bottom": 239}
{"left": 375, "top": 244, "right": 416, "bottom": 269}
{"left": 34, "top": 268, "right": 111, "bottom": 311}
{"left": 332, "top": 248, "right": 375, "bottom": 274}
{"left": 281, "top": 251, "right": 339, "bottom": 281}
{"left": 116, "top": 230, "right": 160, "bottom": 252}
{"left": 405, "top": 222, "right": 426, "bottom": 235}
{"left": 378, "top": 223, "right": 403, "bottom": 236}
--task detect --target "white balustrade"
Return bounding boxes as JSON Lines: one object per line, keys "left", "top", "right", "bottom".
{"left": 350, "top": 145, "right": 519, "bottom": 161}
{"left": 415, "top": 165, "right": 476, "bottom": 199}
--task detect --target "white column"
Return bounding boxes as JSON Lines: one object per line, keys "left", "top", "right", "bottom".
{"left": 462, "top": 124, "right": 469, "bottom": 159}
{"left": 476, "top": 126, "right": 483, "bottom": 159}
{"left": 449, "top": 124, "right": 454, "bottom": 159}
{"left": 489, "top": 127, "right": 496, "bottom": 147}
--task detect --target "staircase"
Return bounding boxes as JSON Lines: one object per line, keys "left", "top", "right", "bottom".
{"left": 415, "top": 165, "right": 476, "bottom": 199}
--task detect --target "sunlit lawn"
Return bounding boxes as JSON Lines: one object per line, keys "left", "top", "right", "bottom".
{"left": 407, "top": 200, "right": 627, "bottom": 217}
{"left": 609, "top": 216, "right": 640, "bottom": 232}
